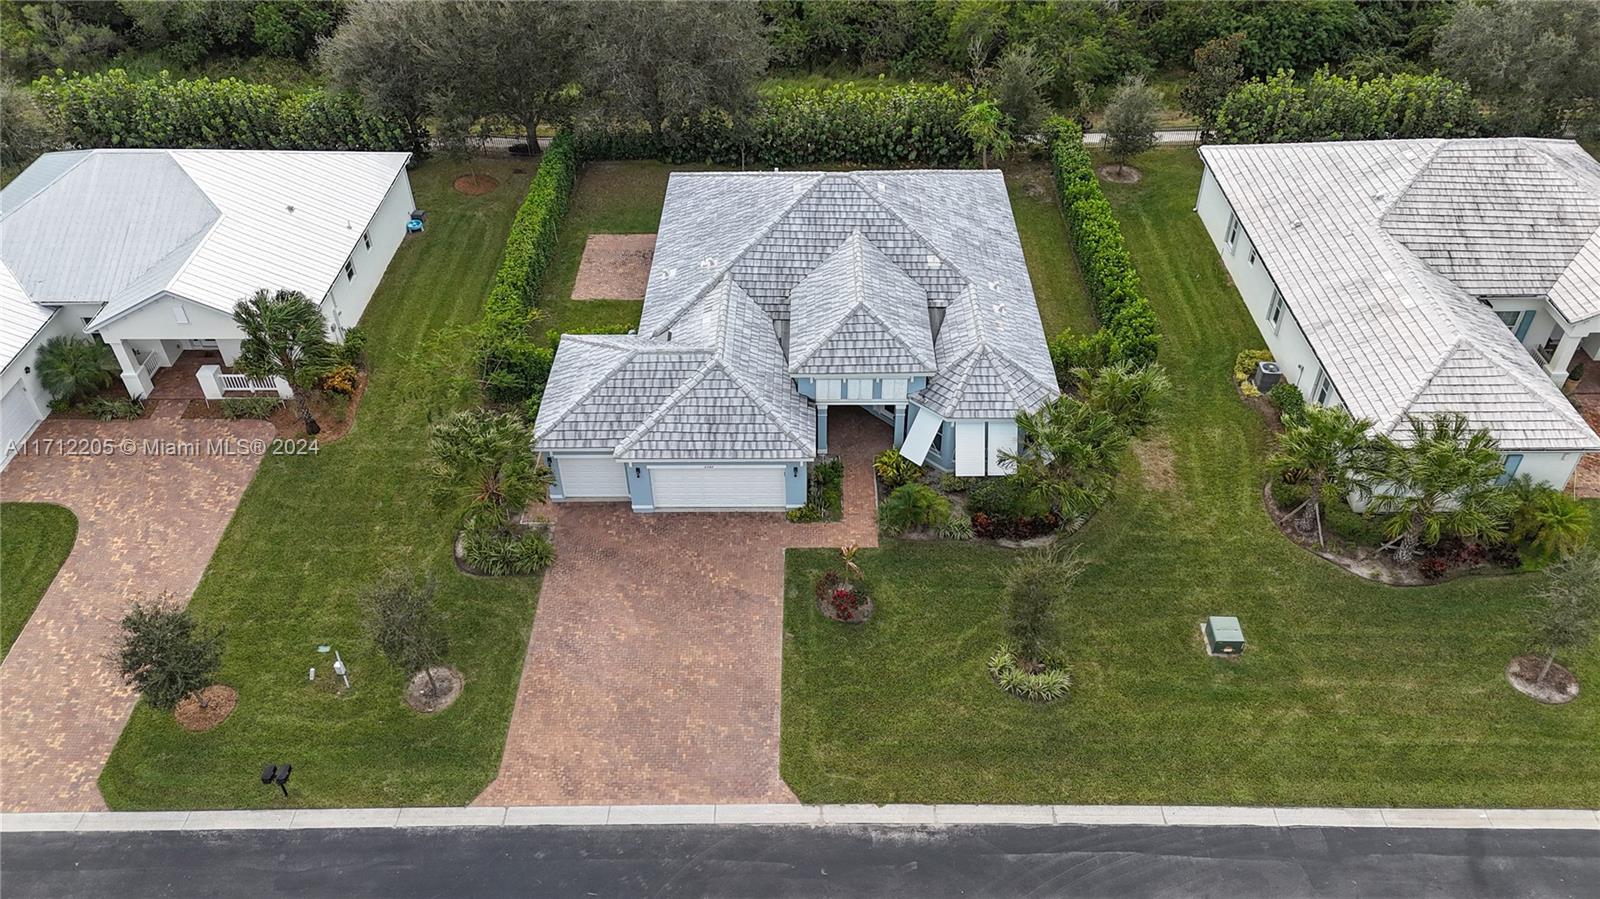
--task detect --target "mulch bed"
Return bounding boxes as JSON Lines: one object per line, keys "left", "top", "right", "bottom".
{"left": 1096, "top": 164, "right": 1143, "bottom": 183}
{"left": 1506, "top": 654, "right": 1579, "bottom": 704}
{"left": 405, "top": 666, "right": 463, "bottom": 713}
{"left": 453, "top": 173, "right": 500, "bottom": 195}
{"left": 174, "top": 685, "right": 238, "bottom": 733}
{"left": 816, "top": 590, "right": 873, "bottom": 623}
{"left": 181, "top": 373, "right": 367, "bottom": 443}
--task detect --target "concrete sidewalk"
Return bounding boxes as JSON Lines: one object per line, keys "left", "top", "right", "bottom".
{"left": 4, "top": 803, "right": 1595, "bottom": 833}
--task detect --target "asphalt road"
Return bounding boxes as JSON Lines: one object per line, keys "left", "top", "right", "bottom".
{"left": 3, "top": 823, "right": 1595, "bottom": 898}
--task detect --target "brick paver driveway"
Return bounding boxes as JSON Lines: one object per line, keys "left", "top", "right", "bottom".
{"left": 477, "top": 408, "right": 888, "bottom": 806}
{"left": 0, "top": 406, "right": 271, "bottom": 812}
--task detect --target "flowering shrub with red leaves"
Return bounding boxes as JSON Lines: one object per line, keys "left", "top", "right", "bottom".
{"left": 814, "top": 569, "right": 872, "bottom": 623}
{"left": 972, "top": 512, "right": 1060, "bottom": 541}
{"left": 1419, "top": 538, "right": 1492, "bottom": 580}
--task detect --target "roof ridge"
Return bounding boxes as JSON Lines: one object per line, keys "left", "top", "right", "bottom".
{"left": 1382, "top": 337, "right": 1466, "bottom": 435}
{"left": 612, "top": 358, "right": 717, "bottom": 456}
{"left": 842, "top": 172, "right": 969, "bottom": 290}
{"left": 0, "top": 151, "right": 92, "bottom": 224}
{"left": 853, "top": 301, "right": 937, "bottom": 371}
{"left": 715, "top": 359, "right": 815, "bottom": 453}
{"left": 532, "top": 341, "right": 644, "bottom": 442}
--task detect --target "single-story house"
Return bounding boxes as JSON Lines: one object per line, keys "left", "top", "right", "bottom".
{"left": 1, "top": 148, "right": 412, "bottom": 467}
{"left": 535, "top": 170, "right": 1058, "bottom": 511}
{"left": 1198, "top": 138, "right": 1600, "bottom": 488}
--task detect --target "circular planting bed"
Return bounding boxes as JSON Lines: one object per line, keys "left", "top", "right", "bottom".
{"left": 175, "top": 685, "right": 238, "bottom": 732}
{"left": 988, "top": 645, "right": 1071, "bottom": 702}
{"left": 1506, "top": 655, "right": 1579, "bottom": 704}
{"left": 814, "top": 570, "right": 873, "bottom": 623}
{"left": 405, "top": 666, "right": 463, "bottom": 713}
{"left": 453, "top": 173, "right": 500, "bottom": 195}
{"left": 1096, "top": 164, "right": 1142, "bottom": 183}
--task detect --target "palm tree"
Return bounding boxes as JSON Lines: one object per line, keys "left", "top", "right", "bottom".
{"left": 232, "top": 289, "right": 338, "bottom": 434}
{"left": 960, "top": 100, "right": 1013, "bottom": 168}
{"left": 1508, "top": 475, "right": 1593, "bottom": 561}
{"left": 1072, "top": 360, "right": 1172, "bottom": 439}
{"left": 1267, "top": 405, "right": 1376, "bottom": 547}
{"left": 428, "top": 409, "right": 551, "bottom": 536}
{"left": 35, "top": 335, "right": 118, "bottom": 403}
{"left": 1001, "top": 396, "right": 1128, "bottom": 522}
{"left": 1368, "top": 414, "right": 1516, "bottom": 560}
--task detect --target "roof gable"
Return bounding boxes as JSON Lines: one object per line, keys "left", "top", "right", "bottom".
{"left": 787, "top": 230, "right": 936, "bottom": 375}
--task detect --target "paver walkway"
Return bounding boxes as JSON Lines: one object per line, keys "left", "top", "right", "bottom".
{"left": 476, "top": 407, "right": 888, "bottom": 806}
{"left": 0, "top": 410, "right": 272, "bottom": 812}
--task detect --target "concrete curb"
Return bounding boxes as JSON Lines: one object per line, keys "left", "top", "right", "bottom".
{"left": 3, "top": 805, "right": 1595, "bottom": 834}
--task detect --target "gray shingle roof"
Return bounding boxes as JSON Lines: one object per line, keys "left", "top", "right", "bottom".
{"left": 787, "top": 230, "right": 936, "bottom": 375}
{"left": 1201, "top": 138, "right": 1599, "bottom": 452}
{"left": 539, "top": 169, "right": 1058, "bottom": 461}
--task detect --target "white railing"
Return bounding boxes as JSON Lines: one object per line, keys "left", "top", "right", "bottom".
{"left": 137, "top": 352, "right": 161, "bottom": 376}
{"left": 217, "top": 373, "right": 282, "bottom": 393}
{"left": 197, "top": 364, "right": 294, "bottom": 400}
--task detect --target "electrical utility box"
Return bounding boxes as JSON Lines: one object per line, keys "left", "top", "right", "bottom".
{"left": 1205, "top": 616, "right": 1246, "bottom": 655}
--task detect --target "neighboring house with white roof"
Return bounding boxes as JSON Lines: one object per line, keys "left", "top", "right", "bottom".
{"left": 1197, "top": 138, "right": 1600, "bottom": 490}
{"left": 1, "top": 148, "right": 412, "bottom": 467}
{"left": 534, "top": 170, "right": 1058, "bottom": 512}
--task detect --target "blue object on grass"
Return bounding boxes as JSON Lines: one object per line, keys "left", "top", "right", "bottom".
{"left": 407, "top": 218, "right": 424, "bottom": 233}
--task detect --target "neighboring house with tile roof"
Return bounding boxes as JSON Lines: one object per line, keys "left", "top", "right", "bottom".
{"left": 1197, "top": 138, "right": 1600, "bottom": 491}
{"left": 535, "top": 170, "right": 1058, "bottom": 512}
{"left": 0, "top": 149, "right": 412, "bottom": 468}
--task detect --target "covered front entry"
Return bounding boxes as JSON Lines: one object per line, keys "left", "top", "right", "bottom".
{"left": 649, "top": 464, "right": 787, "bottom": 511}
{"left": 555, "top": 456, "right": 630, "bottom": 500}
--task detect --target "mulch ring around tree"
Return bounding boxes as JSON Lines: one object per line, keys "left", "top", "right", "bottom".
{"left": 405, "top": 666, "right": 463, "bottom": 714}
{"left": 453, "top": 173, "right": 500, "bottom": 195}
{"left": 814, "top": 571, "right": 873, "bottom": 623}
{"left": 1096, "top": 164, "right": 1143, "bottom": 183}
{"left": 174, "top": 685, "right": 238, "bottom": 733}
{"left": 1506, "top": 655, "right": 1580, "bottom": 704}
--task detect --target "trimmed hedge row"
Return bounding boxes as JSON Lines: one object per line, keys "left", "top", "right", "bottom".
{"left": 477, "top": 132, "right": 580, "bottom": 408}
{"left": 1213, "top": 69, "right": 1482, "bottom": 144}
{"left": 1047, "top": 120, "right": 1160, "bottom": 376}
{"left": 574, "top": 81, "right": 975, "bottom": 168}
{"left": 31, "top": 69, "right": 408, "bottom": 151}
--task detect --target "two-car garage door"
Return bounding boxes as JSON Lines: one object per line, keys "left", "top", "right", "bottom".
{"left": 650, "top": 465, "right": 786, "bottom": 510}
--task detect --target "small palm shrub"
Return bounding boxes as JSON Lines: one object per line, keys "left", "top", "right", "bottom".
{"left": 1509, "top": 478, "right": 1592, "bottom": 561}
{"left": 938, "top": 473, "right": 973, "bottom": 493}
{"left": 220, "top": 398, "right": 282, "bottom": 420}
{"left": 461, "top": 526, "right": 555, "bottom": 576}
{"left": 938, "top": 514, "right": 975, "bottom": 541}
{"left": 988, "top": 644, "right": 1071, "bottom": 702}
{"left": 86, "top": 397, "right": 143, "bottom": 421}
{"left": 967, "top": 476, "right": 1046, "bottom": 519}
{"left": 878, "top": 483, "right": 950, "bottom": 535}
{"left": 36, "top": 335, "right": 118, "bottom": 403}
{"left": 873, "top": 449, "right": 923, "bottom": 491}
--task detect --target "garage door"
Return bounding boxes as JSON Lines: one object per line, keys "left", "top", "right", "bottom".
{"left": 556, "top": 456, "right": 630, "bottom": 499}
{"left": 650, "top": 465, "right": 787, "bottom": 510}
{"left": 2, "top": 382, "right": 45, "bottom": 469}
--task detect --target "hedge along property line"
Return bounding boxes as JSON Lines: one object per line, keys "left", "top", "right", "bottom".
{"left": 574, "top": 81, "right": 977, "bottom": 168}
{"left": 477, "top": 132, "right": 580, "bottom": 409}
{"left": 31, "top": 69, "right": 408, "bottom": 152}
{"left": 1213, "top": 69, "right": 1482, "bottom": 144}
{"left": 1047, "top": 121, "right": 1160, "bottom": 374}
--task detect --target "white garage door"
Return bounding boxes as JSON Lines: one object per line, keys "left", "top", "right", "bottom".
{"left": 650, "top": 465, "right": 787, "bottom": 510}
{"left": 556, "top": 456, "right": 630, "bottom": 499}
{"left": 2, "top": 382, "right": 45, "bottom": 469}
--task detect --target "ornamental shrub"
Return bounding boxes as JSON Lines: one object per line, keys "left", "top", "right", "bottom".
{"left": 1047, "top": 119, "right": 1160, "bottom": 370}
{"left": 873, "top": 449, "right": 923, "bottom": 491}
{"left": 878, "top": 483, "right": 950, "bottom": 535}
{"left": 574, "top": 81, "right": 976, "bottom": 167}
{"left": 1213, "top": 69, "right": 1483, "bottom": 144}
{"left": 32, "top": 70, "right": 407, "bottom": 151}
{"left": 1267, "top": 382, "right": 1306, "bottom": 426}
{"left": 476, "top": 132, "right": 579, "bottom": 406}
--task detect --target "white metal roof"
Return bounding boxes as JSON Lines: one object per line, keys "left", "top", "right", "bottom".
{"left": 0, "top": 148, "right": 411, "bottom": 337}
{"left": 1201, "top": 138, "right": 1600, "bottom": 452}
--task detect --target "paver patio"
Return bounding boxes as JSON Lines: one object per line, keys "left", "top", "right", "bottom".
{"left": 0, "top": 409, "right": 272, "bottom": 812}
{"left": 475, "top": 407, "right": 888, "bottom": 806}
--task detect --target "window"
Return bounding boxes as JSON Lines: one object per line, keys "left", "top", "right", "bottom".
{"left": 362, "top": 230, "right": 371, "bottom": 250}
{"left": 1267, "top": 289, "right": 1286, "bottom": 333}
{"left": 1497, "top": 454, "right": 1523, "bottom": 487}
{"left": 343, "top": 259, "right": 356, "bottom": 281}
{"left": 1312, "top": 369, "right": 1335, "bottom": 406}
{"left": 1225, "top": 213, "right": 1241, "bottom": 252}
{"left": 1248, "top": 246, "right": 1258, "bottom": 265}
{"left": 1495, "top": 310, "right": 1521, "bottom": 329}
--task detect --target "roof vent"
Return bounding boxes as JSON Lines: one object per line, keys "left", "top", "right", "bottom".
{"left": 667, "top": 267, "right": 677, "bottom": 279}
{"left": 926, "top": 254, "right": 940, "bottom": 268}
{"left": 1292, "top": 220, "right": 1303, "bottom": 230}
{"left": 286, "top": 205, "right": 295, "bottom": 213}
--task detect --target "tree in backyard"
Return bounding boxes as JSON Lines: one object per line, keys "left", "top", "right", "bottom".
{"left": 960, "top": 99, "right": 1013, "bottom": 168}
{"left": 1367, "top": 414, "right": 1517, "bottom": 560}
{"left": 1527, "top": 547, "right": 1600, "bottom": 686}
{"left": 0, "top": 80, "right": 61, "bottom": 168}
{"left": 1102, "top": 73, "right": 1160, "bottom": 175}
{"left": 1003, "top": 543, "right": 1086, "bottom": 667}
{"left": 319, "top": 0, "right": 435, "bottom": 154}
{"left": 1001, "top": 395, "right": 1128, "bottom": 521}
{"left": 361, "top": 569, "right": 450, "bottom": 700}
{"left": 428, "top": 409, "right": 551, "bottom": 537}
{"left": 592, "top": 0, "right": 771, "bottom": 143}
{"left": 418, "top": 0, "right": 588, "bottom": 154}
{"left": 232, "top": 288, "right": 338, "bottom": 435}
{"left": 988, "top": 43, "right": 1055, "bottom": 135}
{"left": 1268, "top": 405, "right": 1377, "bottom": 547}
{"left": 113, "top": 596, "right": 225, "bottom": 712}
{"left": 1178, "top": 31, "right": 1244, "bottom": 138}
{"left": 33, "top": 335, "right": 118, "bottom": 404}
{"left": 1072, "top": 360, "right": 1172, "bottom": 439}
{"left": 1433, "top": 0, "right": 1600, "bottom": 138}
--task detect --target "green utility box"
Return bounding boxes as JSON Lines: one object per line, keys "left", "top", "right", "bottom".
{"left": 1205, "top": 616, "right": 1245, "bottom": 655}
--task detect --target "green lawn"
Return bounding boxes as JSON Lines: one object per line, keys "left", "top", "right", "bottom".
{"left": 100, "top": 158, "right": 544, "bottom": 810}
{"left": 781, "top": 148, "right": 1600, "bottom": 809}
{"left": 0, "top": 502, "right": 77, "bottom": 661}
{"left": 1004, "top": 161, "right": 1096, "bottom": 338}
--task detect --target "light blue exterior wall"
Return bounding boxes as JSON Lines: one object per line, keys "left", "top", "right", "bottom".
{"left": 544, "top": 454, "right": 567, "bottom": 500}
{"left": 627, "top": 462, "right": 654, "bottom": 511}
{"left": 786, "top": 462, "right": 807, "bottom": 506}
